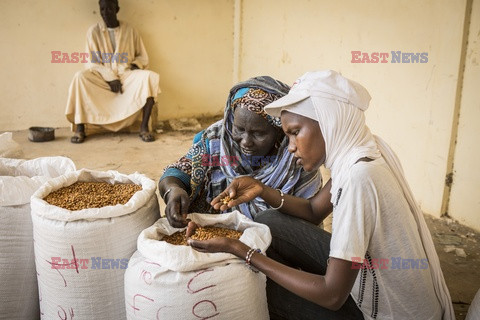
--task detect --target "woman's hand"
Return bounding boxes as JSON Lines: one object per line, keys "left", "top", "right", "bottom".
{"left": 165, "top": 187, "right": 190, "bottom": 228}
{"left": 211, "top": 176, "right": 264, "bottom": 211}
{"left": 185, "top": 221, "right": 248, "bottom": 255}
{"left": 188, "top": 237, "right": 240, "bottom": 254}
{"left": 185, "top": 221, "right": 224, "bottom": 252}
{"left": 185, "top": 220, "right": 198, "bottom": 238}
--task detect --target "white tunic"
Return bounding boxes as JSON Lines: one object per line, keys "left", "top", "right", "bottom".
{"left": 65, "top": 21, "right": 160, "bottom": 132}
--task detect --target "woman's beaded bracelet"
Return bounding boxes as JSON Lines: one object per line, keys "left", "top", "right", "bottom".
{"left": 245, "top": 248, "right": 261, "bottom": 273}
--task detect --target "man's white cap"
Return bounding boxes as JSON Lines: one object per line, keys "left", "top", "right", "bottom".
{"left": 264, "top": 70, "right": 371, "bottom": 117}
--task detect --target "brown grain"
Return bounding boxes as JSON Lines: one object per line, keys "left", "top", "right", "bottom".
{"left": 163, "top": 226, "right": 243, "bottom": 246}
{"left": 220, "top": 195, "right": 231, "bottom": 205}
{"left": 43, "top": 181, "right": 142, "bottom": 211}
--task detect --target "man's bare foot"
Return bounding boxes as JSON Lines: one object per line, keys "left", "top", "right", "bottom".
{"left": 139, "top": 131, "right": 155, "bottom": 142}
{"left": 71, "top": 131, "right": 86, "bottom": 144}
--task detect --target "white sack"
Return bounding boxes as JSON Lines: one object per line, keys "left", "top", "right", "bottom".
{"left": 125, "top": 211, "right": 271, "bottom": 320}
{"left": 0, "top": 132, "right": 23, "bottom": 159}
{"left": 31, "top": 169, "right": 160, "bottom": 320}
{"left": 466, "top": 288, "right": 480, "bottom": 320}
{"left": 0, "top": 156, "right": 76, "bottom": 320}
{"left": 0, "top": 157, "right": 77, "bottom": 206}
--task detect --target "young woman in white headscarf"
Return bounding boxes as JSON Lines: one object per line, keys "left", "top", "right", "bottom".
{"left": 187, "top": 70, "right": 454, "bottom": 320}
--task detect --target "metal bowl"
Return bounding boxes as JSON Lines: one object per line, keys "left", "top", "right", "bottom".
{"left": 28, "top": 127, "right": 55, "bottom": 142}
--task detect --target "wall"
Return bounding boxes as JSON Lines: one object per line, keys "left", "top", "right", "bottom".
{"left": 449, "top": 0, "right": 480, "bottom": 230}
{"left": 238, "top": 0, "right": 469, "bottom": 221}
{"left": 0, "top": 0, "right": 234, "bottom": 129}
{"left": 0, "top": 0, "right": 478, "bottom": 229}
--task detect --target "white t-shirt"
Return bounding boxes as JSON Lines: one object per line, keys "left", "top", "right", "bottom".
{"left": 329, "top": 158, "right": 442, "bottom": 320}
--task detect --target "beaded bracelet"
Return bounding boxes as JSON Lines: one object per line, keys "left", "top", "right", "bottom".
{"left": 270, "top": 188, "right": 284, "bottom": 210}
{"left": 245, "top": 248, "right": 261, "bottom": 273}
{"left": 245, "top": 248, "right": 259, "bottom": 265}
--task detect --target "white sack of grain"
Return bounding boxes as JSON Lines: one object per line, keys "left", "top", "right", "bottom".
{"left": 0, "top": 156, "right": 76, "bottom": 320}
{"left": 125, "top": 211, "right": 271, "bottom": 320}
{"left": 0, "top": 132, "right": 23, "bottom": 159}
{"left": 31, "top": 169, "right": 160, "bottom": 319}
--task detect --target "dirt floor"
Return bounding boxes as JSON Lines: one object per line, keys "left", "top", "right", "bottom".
{"left": 7, "top": 121, "right": 480, "bottom": 319}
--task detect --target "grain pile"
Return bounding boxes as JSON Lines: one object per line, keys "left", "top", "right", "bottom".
{"left": 163, "top": 226, "right": 243, "bottom": 246}
{"left": 43, "top": 181, "right": 142, "bottom": 211}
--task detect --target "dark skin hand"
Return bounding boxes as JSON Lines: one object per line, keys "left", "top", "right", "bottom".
{"left": 158, "top": 176, "right": 191, "bottom": 228}
{"left": 212, "top": 176, "right": 332, "bottom": 225}
{"left": 107, "top": 79, "right": 123, "bottom": 93}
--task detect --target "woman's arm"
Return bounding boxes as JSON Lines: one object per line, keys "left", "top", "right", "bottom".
{"left": 158, "top": 176, "right": 190, "bottom": 227}
{"left": 212, "top": 176, "right": 333, "bottom": 225}
{"left": 261, "top": 179, "right": 332, "bottom": 224}
{"left": 159, "top": 132, "right": 203, "bottom": 227}
{"left": 249, "top": 249, "right": 358, "bottom": 310}
{"left": 158, "top": 176, "right": 187, "bottom": 200}
{"left": 188, "top": 236, "right": 358, "bottom": 311}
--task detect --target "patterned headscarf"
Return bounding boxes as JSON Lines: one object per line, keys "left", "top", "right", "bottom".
{"left": 231, "top": 88, "right": 282, "bottom": 128}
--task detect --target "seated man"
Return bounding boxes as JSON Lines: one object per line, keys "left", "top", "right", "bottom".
{"left": 66, "top": 0, "right": 160, "bottom": 143}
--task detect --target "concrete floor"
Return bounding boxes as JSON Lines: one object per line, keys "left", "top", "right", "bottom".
{"left": 7, "top": 125, "right": 480, "bottom": 319}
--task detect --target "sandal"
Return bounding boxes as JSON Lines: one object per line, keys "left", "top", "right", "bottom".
{"left": 139, "top": 131, "right": 155, "bottom": 142}
{"left": 71, "top": 131, "right": 86, "bottom": 144}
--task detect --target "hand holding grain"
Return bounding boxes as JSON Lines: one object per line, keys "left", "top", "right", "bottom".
{"left": 211, "top": 176, "right": 265, "bottom": 211}
{"left": 162, "top": 222, "right": 242, "bottom": 247}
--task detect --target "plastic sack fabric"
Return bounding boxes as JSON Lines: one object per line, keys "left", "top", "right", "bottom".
{"left": 124, "top": 211, "right": 272, "bottom": 320}
{"left": 0, "top": 156, "right": 76, "bottom": 320}
{"left": 0, "top": 132, "right": 23, "bottom": 159}
{"left": 30, "top": 169, "right": 160, "bottom": 319}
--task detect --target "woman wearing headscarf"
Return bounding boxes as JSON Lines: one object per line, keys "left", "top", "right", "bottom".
{"left": 187, "top": 70, "right": 454, "bottom": 320}
{"left": 158, "top": 76, "right": 324, "bottom": 228}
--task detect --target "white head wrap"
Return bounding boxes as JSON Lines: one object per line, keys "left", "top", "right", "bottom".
{"left": 265, "top": 70, "right": 454, "bottom": 320}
